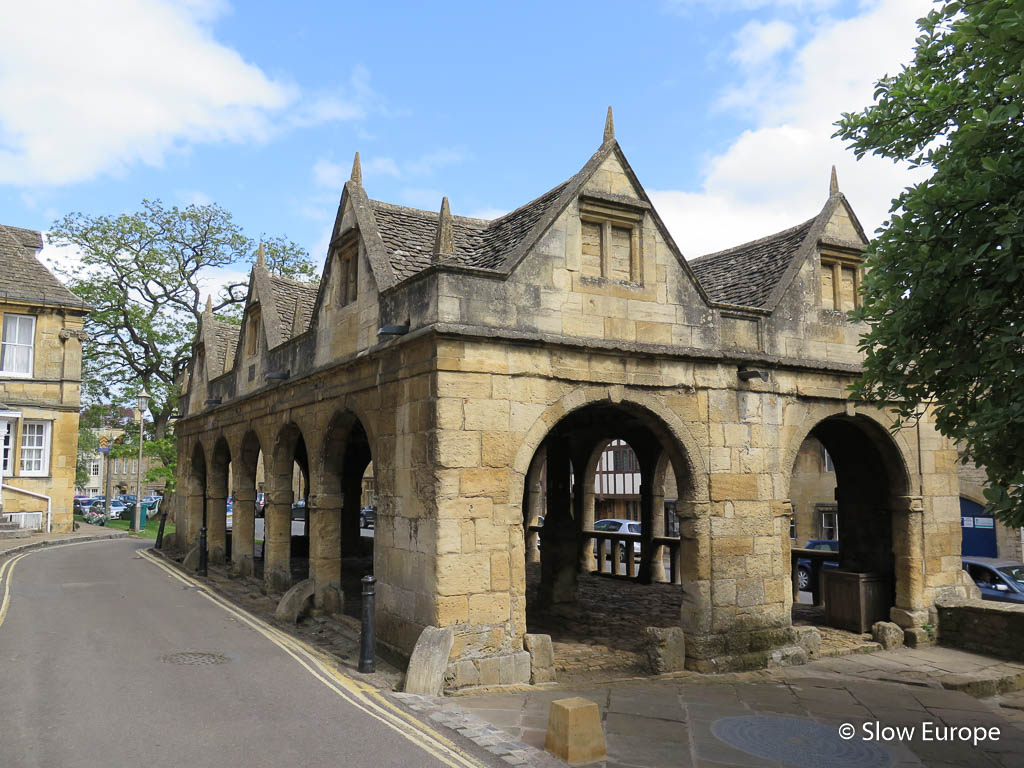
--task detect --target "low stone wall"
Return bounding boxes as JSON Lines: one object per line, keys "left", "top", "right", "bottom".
{"left": 936, "top": 598, "right": 1024, "bottom": 661}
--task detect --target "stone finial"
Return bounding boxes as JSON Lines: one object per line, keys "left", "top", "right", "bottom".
{"left": 291, "top": 295, "right": 304, "bottom": 336}
{"left": 603, "top": 106, "right": 615, "bottom": 144}
{"left": 433, "top": 196, "right": 454, "bottom": 259}
{"left": 830, "top": 165, "right": 839, "bottom": 196}
{"left": 204, "top": 295, "right": 213, "bottom": 315}
{"left": 256, "top": 241, "right": 266, "bottom": 269}
{"left": 351, "top": 151, "right": 362, "bottom": 185}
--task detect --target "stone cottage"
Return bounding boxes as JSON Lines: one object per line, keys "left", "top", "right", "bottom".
{"left": 174, "top": 111, "right": 975, "bottom": 683}
{"left": 0, "top": 224, "right": 89, "bottom": 532}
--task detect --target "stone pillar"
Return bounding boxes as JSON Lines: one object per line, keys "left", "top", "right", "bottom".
{"left": 231, "top": 486, "right": 255, "bottom": 577}
{"left": 774, "top": 500, "right": 794, "bottom": 611}
{"left": 637, "top": 481, "right": 656, "bottom": 584}
{"left": 650, "top": 487, "right": 667, "bottom": 583}
{"left": 309, "top": 492, "right": 343, "bottom": 612}
{"left": 676, "top": 501, "right": 712, "bottom": 636}
{"left": 890, "top": 495, "right": 927, "bottom": 628}
{"left": 578, "top": 450, "right": 598, "bottom": 573}
{"left": 539, "top": 441, "right": 577, "bottom": 606}
{"left": 525, "top": 447, "right": 545, "bottom": 564}
{"left": 185, "top": 491, "right": 203, "bottom": 549}
{"left": 206, "top": 494, "right": 227, "bottom": 564}
{"left": 264, "top": 488, "right": 293, "bottom": 593}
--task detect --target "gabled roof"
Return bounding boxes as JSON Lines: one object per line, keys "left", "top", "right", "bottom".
{"left": 689, "top": 191, "right": 867, "bottom": 311}
{"left": 266, "top": 273, "right": 317, "bottom": 341}
{"left": 689, "top": 218, "right": 816, "bottom": 308}
{"left": 0, "top": 224, "right": 86, "bottom": 309}
{"left": 368, "top": 181, "right": 571, "bottom": 281}
{"left": 209, "top": 319, "right": 239, "bottom": 377}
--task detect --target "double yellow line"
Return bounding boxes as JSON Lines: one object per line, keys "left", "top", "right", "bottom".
{"left": 136, "top": 548, "right": 485, "bottom": 768}
{"left": 0, "top": 550, "right": 30, "bottom": 630}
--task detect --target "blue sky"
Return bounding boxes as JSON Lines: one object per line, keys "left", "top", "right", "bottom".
{"left": 1, "top": 0, "right": 932, "bottom": 287}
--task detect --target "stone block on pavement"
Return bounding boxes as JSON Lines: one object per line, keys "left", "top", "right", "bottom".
{"left": 524, "top": 633, "right": 555, "bottom": 684}
{"left": 642, "top": 626, "right": 686, "bottom": 673}
{"left": 794, "top": 626, "right": 821, "bottom": 658}
{"left": 182, "top": 545, "right": 199, "bottom": 571}
{"left": 404, "top": 626, "right": 455, "bottom": 695}
{"left": 274, "top": 578, "right": 314, "bottom": 623}
{"left": 872, "top": 621, "right": 904, "bottom": 650}
{"left": 545, "top": 697, "right": 606, "bottom": 765}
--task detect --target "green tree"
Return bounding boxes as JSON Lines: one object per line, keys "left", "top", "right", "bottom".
{"left": 74, "top": 405, "right": 103, "bottom": 489}
{"left": 835, "top": 0, "right": 1024, "bottom": 523}
{"left": 48, "top": 200, "right": 317, "bottom": 440}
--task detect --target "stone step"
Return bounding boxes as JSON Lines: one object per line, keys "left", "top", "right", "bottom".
{"left": 0, "top": 529, "right": 32, "bottom": 540}
{"left": 0, "top": 521, "right": 22, "bottom": 531}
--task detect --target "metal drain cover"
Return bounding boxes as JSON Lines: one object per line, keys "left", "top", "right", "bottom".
{"left": 712, "top": 715, "right": 891, "bottom": 768}
{"left": 161, "top": 651, "right": 229, "bottom": 666}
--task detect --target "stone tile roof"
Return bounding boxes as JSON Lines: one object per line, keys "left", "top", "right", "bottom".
{"left": 209, "top": 319, "right": 239, "bottom": 376}
{"left": 266, "top": 274, "right": 318, "bottom": 340}
{"left": 369, "top": 181, "right": 569, "bottom": 281}
{"left": 0, "top": 224, "right": 85, "bottom": 308}
{"left": 689, "top": 218, "right": 816, "bottom": 308}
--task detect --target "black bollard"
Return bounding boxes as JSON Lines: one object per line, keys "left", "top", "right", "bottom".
{"left": 198, "top": 525, "right": 208, "bottom": 576}
{"left": 359, "top": 575, "right": 376, "bottom": 673}
{"left": 155, "top": 510, "right": 168, "bottom": 549}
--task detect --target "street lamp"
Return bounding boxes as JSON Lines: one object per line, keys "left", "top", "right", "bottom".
{"left": 133, "top": 390, "right": 150, "bottom": 533}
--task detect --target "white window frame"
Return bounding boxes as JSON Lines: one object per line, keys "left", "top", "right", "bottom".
{"left": 0, "top": 419, "right": 13, "bottom": 476}
{"left": 89, "top": 459, "right": 101, "bottom": 477}
{"left": 20, "top": 419, "right": 51, "bottom": 477}
{"left": 1, "top": 314, "right": 36, "bottom": 378}
{"left": 822, "top": 446, "right": 835, "bottom": 473}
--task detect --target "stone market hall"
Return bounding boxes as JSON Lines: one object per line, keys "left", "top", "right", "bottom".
{"left": 174, "top": 111, "right": 975, "bottom": 687}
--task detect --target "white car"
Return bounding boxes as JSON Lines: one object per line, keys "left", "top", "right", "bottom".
{"left": 593, "top": 518, "right": 642, "bottom": 560}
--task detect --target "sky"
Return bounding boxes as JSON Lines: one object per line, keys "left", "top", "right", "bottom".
{"left": 0, "top": 0, "right": 934, "bottom": 288}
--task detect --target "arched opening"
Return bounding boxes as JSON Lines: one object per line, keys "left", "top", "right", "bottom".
{"left": 231, "top": 431, "right": 261, "bottom": 577}
{"left": 522, "top": 401, "right": 692, "bottom": 673}
{"left": 264, "top": 423, "right": 309, "bottom": 593}
{"left": 318, "top": 412, "right": 374, "bottom": 617}
{"left": 789, "top": 414, "right": 910, "bottom": 638}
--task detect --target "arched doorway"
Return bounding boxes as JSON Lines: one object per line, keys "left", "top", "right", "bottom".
{"left": 316, "top": 411, "right": 374, "bottom": 616}
{"left": 788, "top": 414, "right": 911, "bottom": 635}
{"left": 522, "top": 400, "right": 694, "bottom": 673}
{"left": 265, "top": 423, "right": 309, "bottom": 592}
{"left": 231, "top": 430, "right": 262, "bottom": 577}
{"left": 208, "top": 437, "right": 231, "bottom": 564}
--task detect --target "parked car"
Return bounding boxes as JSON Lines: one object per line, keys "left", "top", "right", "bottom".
{"left": 962, "top": 558, "right": 1024, "bottom": 603}
{"left": 90, "top": 499, "right": 127, "bottom": 520}
{"left": 796, "top": 539, "right": 839, "bottom": 591}
{"left": 73, "top": 495, "right": 95, "bottom": 513}
{"left": 593, "top": 518, "right": 642, "bottom": 561}
{"left": 141, "top": 496, "right": 161, "bottom": 519}
{"left": 290, "top": 498, "right": 307, "bottom": 521}
{"left": 360, "top": 506, "right": 376, "bottom": 529}
{"left": 255, "top": 492, "right": 266, "bottom": 517}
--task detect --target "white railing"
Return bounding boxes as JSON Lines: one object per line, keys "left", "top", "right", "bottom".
{"left": 3, "top": 511, "right": 43, "bottom": 530}
{"left": 1, "top": 484, "right": 51, "bottom": 532}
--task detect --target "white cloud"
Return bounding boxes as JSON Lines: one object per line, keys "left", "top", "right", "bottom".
{"left": 0, "top": 0, "right": 371, "bottom": 187}
{"left": 652, "top": 0, "right": 932, "bottom": 258}
{"left": 364, "top": 157, "right": 401, "bottom": 178}
{"left": 665, "top": 0, "right": 838, "bottom": 14}
{"left": 312, "top": 159, "right": 345, "bottom": 190}
{"left": 731, "top": 20, "right": 797, "bottom": 68}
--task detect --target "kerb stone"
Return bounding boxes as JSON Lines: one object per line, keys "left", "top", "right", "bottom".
{"left": 404, "top": 625, "right": 455, "bottom": 695}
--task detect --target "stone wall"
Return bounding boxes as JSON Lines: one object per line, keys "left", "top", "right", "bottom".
{"left": 937, "top": 598, "right": 1024, "bottom": 662}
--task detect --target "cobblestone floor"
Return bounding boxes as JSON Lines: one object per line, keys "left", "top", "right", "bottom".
{"left": 525, "top": 562, "right": 683, "bottom": 679}
{"left": 792, "top": 603, "right": 882, "bottom": 657}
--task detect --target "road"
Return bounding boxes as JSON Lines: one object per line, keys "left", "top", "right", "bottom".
{"left": 0, "top": 539, "right": 497, "bottom": 768}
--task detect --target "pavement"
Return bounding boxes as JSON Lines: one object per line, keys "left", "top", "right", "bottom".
{"left": 421, "top": 648, "right": 1024, "bottom": 767}
{"left": 0, "top": 525, "right": 130, "bottom": 557}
